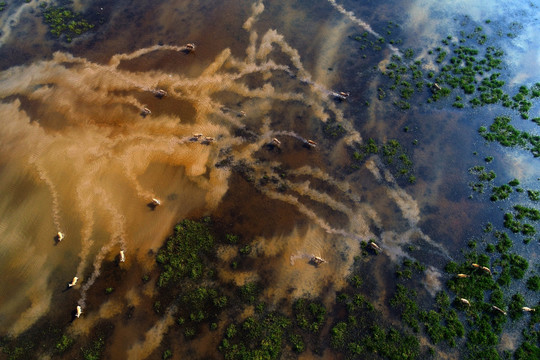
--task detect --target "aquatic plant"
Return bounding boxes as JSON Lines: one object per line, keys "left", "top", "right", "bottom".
{"left": 479, "top": 116, "right": 540, "bottom": 157}
{"left": 509, "top": 293, "right": 526, "bottom": 320}
{"left": 156, "top": 218, "right": 214, "bottom": 286}
{"left": 419, "top": 292, "right": 464, "bottom": 346}
{"left": 323, "top": 120, "right": 347, "bottom": 139}
{"left": 502, "top": 206, "right": 539, "bottom": 236}
{"left": 293, "top": 298, "right": 326, "bottom": 333}
{"left": 226, "top": 233, "right": 239, "bottom": 244}
{"left": 239, "top": 244, "right": 251, "bottom": 255}
{"left": 41, "top": 4, "right": 94, "bottom": 42}
{"left": 54, "top": 334, "right": 74, "bottom": 354}
{"left": 391, "top": 284, "right": 420, "bottom": 332}
{"left": 219, "top": 312, "right": 291, "bottom": 360}
{"left": 81, "top": 334, "right": 105, "bottom": 360}
{"left": 494, "top": 231, "right": 512, "bottom": 253}
{"left": 526, "top": 275, "right": 540, "bottom": 291}
{"left": 527, "top": 190, "right": 540, "bottom": 201}
{"left": 469, "top": 165, "right": 496, "bottom": 182}
{"left": 513, "top": 205, "right": 540, "bottom": 221}
{"left": 239, "top": 282, "right": 259, "bottom": 304}
{"left": 289, "top": 333, "right": 305, "bottom": 353}
{"left": 490, "top": 184, "right": 513, "bottom": 201}
{"left": 500, "top": 253, "right": 529, "bottom": 280}
{"left": 331, "top": 290, "right": 420, "bottom": 360}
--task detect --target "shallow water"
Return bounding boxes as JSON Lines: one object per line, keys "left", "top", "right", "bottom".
{"left": 0, "top": 0, "right": 539, "bottom": 358}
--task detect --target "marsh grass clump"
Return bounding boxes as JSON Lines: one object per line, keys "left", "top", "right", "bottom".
{"left": 329, "top": 257, "right": 427, "bottom": 359}
{"left": 499, "top": 253, "right": 529, "bottom": 280}
{"left": 469, "top": 165, "right": 496, "bottom": 182}
{"left": 226, "top": 233, "right": 239, "bottom": 244}
{"left": 323, "top": 119, "right": 346, "bottom": 139}
{"left": 382, "top": 140, "right": 413, "bottom": 174}
{"left": 468, "top": 165, "right": 497, "bottom": 194}
{"left": 494, "top": 231, "right": 512, "bottom": 253}
{"left": 41, "top": 4, "right": 95, "bottom": 42}
{"left": 527, "top": 190, "right": 540, "bottom": 201}
{"left": 293, "top": 299, "right": 326, "bottom": 333}
{"left": 503, "top": 212, "right": 522, "bottom": 233}
{"left": 513, "top": 302, "right": 540, "bottom": 359}
{"left": 156, "top": 218, "right": 214, "bottom": 286}
{"left": 419, "top": 292, "right": 464, "bottom": 346}
{"left": 503, "top": 206, "right": 538, "bottom": 235}
{"left": 81, "top": 332, "right": 106, "bottom": 360}
{"left": 332, "top": 287, "right": 420, "bottom": 359}
{"left": 162, "top": 349, "right": 172, "bottom": 359}
{"left": 396, "top": 259, "right": 425, "bottom": 280}
{"left": 465, "top": 313, "right": 503, "bottom": 359}
{"left": 526, "top": 275, "right": 540, "bottom": 291}
{"left": 490, "top": 184, "right": 513, "bottom": 201}
{"left": 54, "top": 334, "right": 74, "bottom": 354}
{"left": 239, "top": 282, "right": 259, "bottom": 304}
{"left": 350, "top": 138, "right": 414, "bottom": 181}
{"left": 513, "top": 205, "right": 540, "bottom": 221}
{"left": 374, "top": 19, "right": 539, "bottom": 123}
{"left": 152, "top": 218, "right": 232, "bottom": 339}
{"left": 180, "top": 287, "right": 227, "bottom": 326}
{"left": 219, "top": 312, "right": 291, "bottom": 359}
{"left": 390, "top": 284, "right": 420, "bottom": 332}
{"left": 508, "top": 293, "right": 526, "bottom": 320}
{"left": 479, "top": 116, "right": 540, "bottom": 157}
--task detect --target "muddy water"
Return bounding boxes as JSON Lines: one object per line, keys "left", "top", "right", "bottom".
{"left": 0, "top": 0, "right": 539, "bottom": 358}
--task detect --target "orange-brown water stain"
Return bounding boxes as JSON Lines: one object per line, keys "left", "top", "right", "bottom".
{"left": 288, "top": 173, "right": 357, "bottom": 209}
{"left": 107, "top": 89, "right": 198, "bottom": 125}
{"left": 96, "top": 162, "right": 314, "bottom": 358}
{"left": 12, "top": 95, "right": 70, "bottom": 131}
{"left": 294, "top": 193, "right": 351, "bottom": 229}
{"left": 0, "top": 169, "right": 86, "bottom": 333}
{"left": 70, "top": 253, "right": 163, "bottom": 360}
{"left": 212, "top": 172, "right": 306, "bottom": 241}
{"left": 253, "top": 141, "right": 326, "bottom": 174}
{"left": 83, "top": 1, "right": 252, "bottom": 68}
{"left": 115, "top": 50, "right": 200, "bottom": 77}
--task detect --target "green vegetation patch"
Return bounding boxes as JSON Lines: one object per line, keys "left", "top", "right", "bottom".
{"left": 350, "top": 138, "right": 415, "bottom": 183}
{"left": 479, "top": 116, "right": 540, "bottom": 157}
{"left": 499, "top": 253, "right": 529, "bottom": 281}
{"left": 293, "top": 298, "right": 327, "bottom": 333}
{"left": 526, "top": 275, "right": 540, "bottom": 291}
{"left": 156, "top": 218, "right": 215, "bottom": 286}
{"left": 503, "top": 206, "right": 538, "bottom": 236}
{"left": 219, "top": 312, "right": 291, "bottom": 360}
{"left": 332, "top": 289, "right": 420, "bottom": 360}
{"left": 323, "top": 119, "right": 347, "bottom": 139}
{"left": 490, "top": 184, "right": 512, "bottom": 201}
{"left": 54, "top": 334, "right": 74, "bottom": 354}
{"left": 494, "top": 231, "right": 513, "bottom": 253}
{"left": 527, "top": 190, "right": 540, "bottom": 201}
{"left": 41, "top": 4, "right": 94, "bottom": 42}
